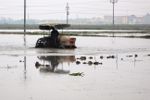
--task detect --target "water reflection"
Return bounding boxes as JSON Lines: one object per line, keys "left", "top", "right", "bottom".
{"left": 35, "top": 56, "right": 75, "bottom": 74}
{"left": 23, "top": 31, "right": 27, "bottom": 80}
{"left": 24, "top": 56, "right": 27, "bottom": 80}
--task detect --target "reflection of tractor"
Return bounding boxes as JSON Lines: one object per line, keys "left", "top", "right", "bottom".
{"left": 35, "top": 56, "right": 75, "bottom": 74}
{"left": 35, "top": 24, "right": 76, "bottom": 49}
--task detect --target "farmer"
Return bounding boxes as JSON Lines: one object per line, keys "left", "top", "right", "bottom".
{"left": 51, "top": 26, "right": 59, "bottom": 47}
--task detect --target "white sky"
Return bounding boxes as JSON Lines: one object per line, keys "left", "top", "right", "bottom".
{"left": 0, "top": 0, "right": 150, "bottom": 20}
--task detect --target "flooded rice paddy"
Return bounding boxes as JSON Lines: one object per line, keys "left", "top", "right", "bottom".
{"left": 0, "top": 34, "right": 150, "bottom": 100}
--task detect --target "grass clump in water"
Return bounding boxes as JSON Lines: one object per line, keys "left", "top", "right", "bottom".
{"left": 69, "top": 72, "right": 84, "bottom": 76}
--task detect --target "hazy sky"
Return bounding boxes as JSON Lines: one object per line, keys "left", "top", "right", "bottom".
{"left": 0, "top": 0, "right": 150, "bottom": 20}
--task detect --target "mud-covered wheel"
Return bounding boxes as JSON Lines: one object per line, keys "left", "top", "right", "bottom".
{"left": 35, "top": 38, "right": 47, "bottom": 48}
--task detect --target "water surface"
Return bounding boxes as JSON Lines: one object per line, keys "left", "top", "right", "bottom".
{"left": 0, "top": 34, "right": 150, "bottom": 100}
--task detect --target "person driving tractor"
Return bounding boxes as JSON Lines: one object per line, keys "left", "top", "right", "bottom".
{"left": 50, "top": 27, "right": 59, "bottom": 47}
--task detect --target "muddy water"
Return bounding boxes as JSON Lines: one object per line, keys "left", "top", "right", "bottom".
{"left": 0, "top": 34, "right": 150, "bottom": 100}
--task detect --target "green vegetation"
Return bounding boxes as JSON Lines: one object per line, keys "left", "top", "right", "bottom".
{"left": 0, "top": 24, "right": 150, "bottom": 30}
{"left": 0, "top": 24, "right": 150, "bottom": 39}
{"left": 0, "top": 24, "right": 38, "bottom": 29}
{"left": 69, "top": 72, "right": 84, "bottom": 76}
